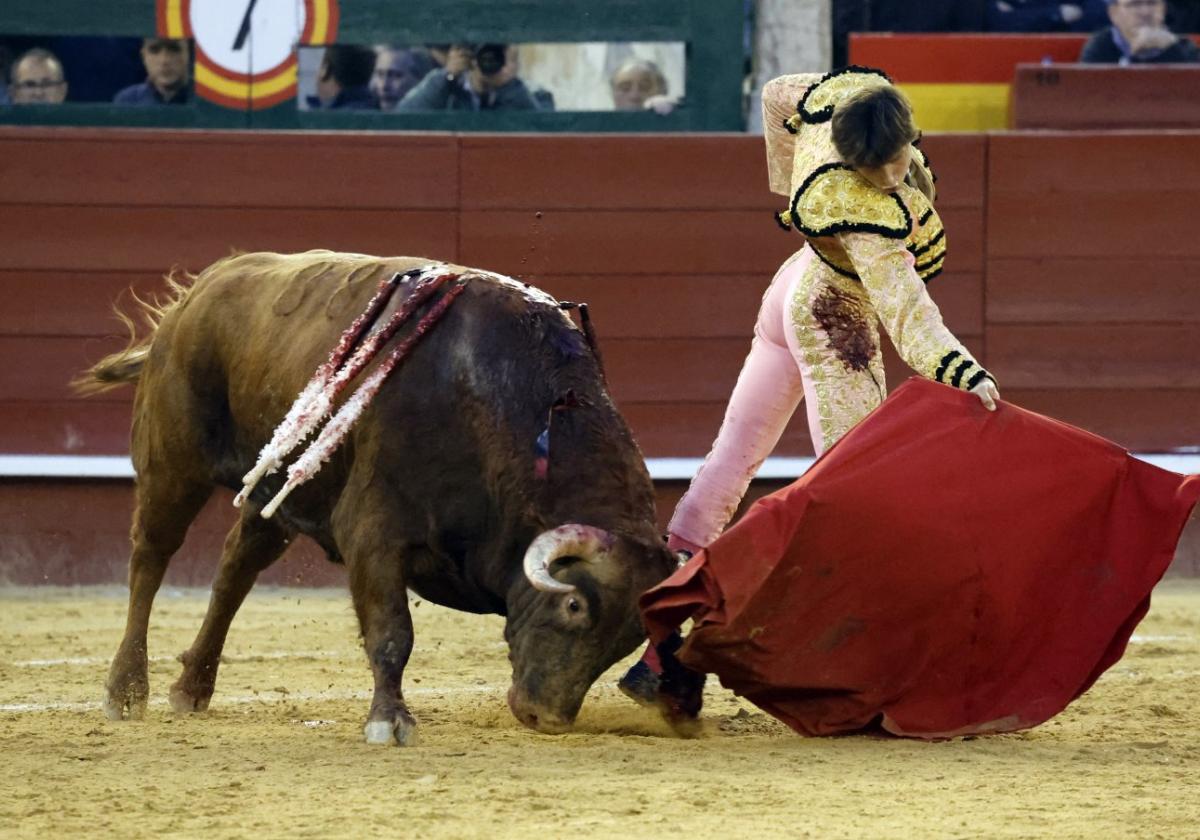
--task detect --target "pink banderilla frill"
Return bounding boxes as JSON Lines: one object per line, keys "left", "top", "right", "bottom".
{"left": 235, "top": 264, "right": 466, "bottom": 517}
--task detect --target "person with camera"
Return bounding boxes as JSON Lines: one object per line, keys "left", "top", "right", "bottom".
{"left": 395, "top": 43, "right": 543, "bottom": 111}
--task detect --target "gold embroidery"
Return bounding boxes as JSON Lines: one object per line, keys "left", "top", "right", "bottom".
{"left": 801, "top": 184, "right": 946, "bottom": 284}
{"left": 792, "top": 167, "right": 910, "bottom": 239}
{"left": 838, "top": 231, "right": 976, "bottom": 384}
{"left": 799, "top": 68, "right": 891, "bottom": 123}
{"left": 901, "top": 186, "right": 947, "bottom": 282}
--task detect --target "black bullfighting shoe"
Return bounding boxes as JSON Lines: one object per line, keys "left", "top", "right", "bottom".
{"left": 618, "top": 658, "right": 660, "bottom": 707}
{"left": 654, "top": 632, "right": 706, "bottom": 731}
{"left": 619, "top": 632, "right": 706, "bottom": 732}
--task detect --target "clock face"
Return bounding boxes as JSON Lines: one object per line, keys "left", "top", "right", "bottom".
{"left": 156, "top": 0, "right": 339, "bottom": 109}
{"left": 191, "top": 0, "right": 305, "bottom": 79}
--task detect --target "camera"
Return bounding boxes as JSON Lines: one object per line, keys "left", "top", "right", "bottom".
{"left": 471, "top": 43, "right": 507, "bottom": 77}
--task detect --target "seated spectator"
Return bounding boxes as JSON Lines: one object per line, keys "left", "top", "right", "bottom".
{"left": 8, "top": 47, "right": 68, "bottom": 104}
{"left": 114, "top": 38, "right": 190, "bottom": 105}
{"left": 372, "top": 46, "right": 435, "bottom": 110}
{"left": 986, "top": 1, "right": 1108, "bottom": 31}
{"left": 609, "top": 58, "right": 677, "bottom": 114}
{"left": 397, "top": 43, "right": 542, "bottom": 111}
{"left": 308, "top": 45, "right": 380, "bottom": 109}
{"left": 1081, "top": 0, "right": 1200, "bottom": 61}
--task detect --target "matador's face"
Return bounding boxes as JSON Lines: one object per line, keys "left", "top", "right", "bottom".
{"left": 855, "top": 144, "right": 912, "bottom": 195}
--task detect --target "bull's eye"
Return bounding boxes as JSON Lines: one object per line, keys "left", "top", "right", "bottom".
{"left": 567, "top": 597, "right": 582, "bottom": 614}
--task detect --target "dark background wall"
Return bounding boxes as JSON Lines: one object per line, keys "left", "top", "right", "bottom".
{"left": 1, "top": 127, "right": 1198, "bottom": 583}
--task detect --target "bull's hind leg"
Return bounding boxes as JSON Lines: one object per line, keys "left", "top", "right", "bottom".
{"left": 105, "top": 474, "right": 212, "bottom": 720}
{"left": 345, "top": 542, "right": 419, "bottom": 746}
{"left": 170, "top": 512, "right": 291, "bottom": 713}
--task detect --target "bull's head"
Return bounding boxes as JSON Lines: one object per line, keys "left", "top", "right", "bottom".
{"left": 504, "top": 523, "right": 675, "bottom": 733}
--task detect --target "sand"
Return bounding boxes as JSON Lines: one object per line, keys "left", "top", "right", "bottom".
{"left": 1, "top": 582, "right": 1197, "bottom": 839}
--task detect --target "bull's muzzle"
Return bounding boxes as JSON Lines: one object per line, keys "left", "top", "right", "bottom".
{"left": 507, "top": 685, "right": 576, "bottom": 735}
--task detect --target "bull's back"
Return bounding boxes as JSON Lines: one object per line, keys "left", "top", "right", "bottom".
{"left": 151, "top": 252, "right": 438, "bottom": 432}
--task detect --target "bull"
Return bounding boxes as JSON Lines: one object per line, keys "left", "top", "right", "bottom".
{"left": 78, "top": 250, "right": 677, "bottom": 745}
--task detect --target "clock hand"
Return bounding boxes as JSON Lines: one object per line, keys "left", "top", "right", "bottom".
{"left": 232, "top": 0, "right": 260, "bottom": 51}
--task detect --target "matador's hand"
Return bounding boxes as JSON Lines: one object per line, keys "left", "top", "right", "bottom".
{"left": 666, "top": 532, "right": 704, "bottom": 557}
{"left": 971, "top": 378, "right": 1000, "bottom": 412}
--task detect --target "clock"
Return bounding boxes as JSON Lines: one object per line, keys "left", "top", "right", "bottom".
{"left": 157, "top": 0, "right": 339, "bottom": 109}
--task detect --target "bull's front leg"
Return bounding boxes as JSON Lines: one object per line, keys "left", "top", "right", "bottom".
{"left": 346, "top": 546, "right": 419, "bottom": 746}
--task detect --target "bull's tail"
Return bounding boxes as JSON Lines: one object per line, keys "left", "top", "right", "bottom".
{"left": 72, "top": 269, "right": 196, "bottom": 395}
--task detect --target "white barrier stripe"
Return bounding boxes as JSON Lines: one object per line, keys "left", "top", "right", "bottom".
{"left": 3, "top": 453, "right": 1199, "bottom": 480}
{"left": 0, "top": 454, "right": 137, "bottom": 477}
{"left": 0, "top": 684, "right": 502, "bottom": 714}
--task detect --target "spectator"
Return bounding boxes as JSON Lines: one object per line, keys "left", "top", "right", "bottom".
{"left": 8, "top": 47, "right": 68, "bottom": 104}
{"left": 308, "top": 45, "right": 379, "bottom": 109}
{"left": 986, "top": 1, "right": 1108, "bottom": 31}
{"left": 1081, "top": 0, "right": 1200, "bottom": 61}
{"left": 371, "top": 46, "right": 435, "bottom": 110}
{"left": 397, "top": 43, "right": 542, "bottom": 111}
{"left": 114, "top": 38, "right": 190, "bottom": 105}
{"left": 609, "top": 58, "right": 677, "bottom": 114}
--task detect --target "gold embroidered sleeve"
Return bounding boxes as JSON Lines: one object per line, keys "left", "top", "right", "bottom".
{"left": 763, "top": 74, "right": 823, "bottom": 196}
{"left": 839, "top": 231, "right": 995, "bottom": 391}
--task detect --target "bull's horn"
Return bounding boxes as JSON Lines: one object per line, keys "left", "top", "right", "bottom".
{"left": 523, "top": 524, "right": 615, "bottom": 593}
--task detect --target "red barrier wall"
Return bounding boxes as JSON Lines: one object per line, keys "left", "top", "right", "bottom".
{"left": 1, "top": 127, "right": 1197, "bottom": 583}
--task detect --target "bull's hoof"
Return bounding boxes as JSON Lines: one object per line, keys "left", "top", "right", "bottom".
{"left": 168, "top": 684, "right": 212, "bottom": 714}
{"left": 102, "top": 686, "right": 147, "bottom": 721}
{"left": 363, "top": 717, "right": 419, "bottom": 746}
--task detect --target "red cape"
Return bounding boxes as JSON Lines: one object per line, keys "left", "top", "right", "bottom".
{"left": 642, "top": 378, "right": 1200, "bottom": 739}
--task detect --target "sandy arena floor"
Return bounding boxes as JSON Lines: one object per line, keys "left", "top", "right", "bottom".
{"left": 1, "top": 582, "right": 1197, "bottom": 839}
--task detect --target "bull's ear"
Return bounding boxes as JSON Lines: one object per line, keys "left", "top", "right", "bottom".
{"left": 548, "top": 550, "right": 621, "bottom": 589}
{"left": 577, "top": 546, "right": 624, "bottom": 587}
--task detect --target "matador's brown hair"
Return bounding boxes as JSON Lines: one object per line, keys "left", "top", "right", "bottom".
{"left": 830, "top": 85, "right": 919, "bottom": 169}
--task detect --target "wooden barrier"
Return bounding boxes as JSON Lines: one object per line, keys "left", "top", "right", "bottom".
{"left": 986, "top": 131, "right": 1200, "bottom": 444}
{"left": 1, "top": 126, "right": 1198, "bottom": 582}
{"left": 0, "top": 128, "right": 987, "bottom": 459}
{"left": 1011, "top": 64, "right": 1200, "bottom": 129}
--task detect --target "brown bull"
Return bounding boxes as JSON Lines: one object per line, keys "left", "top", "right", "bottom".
{"left": 78, "top": 250, "right": 676, "bottom": 745}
